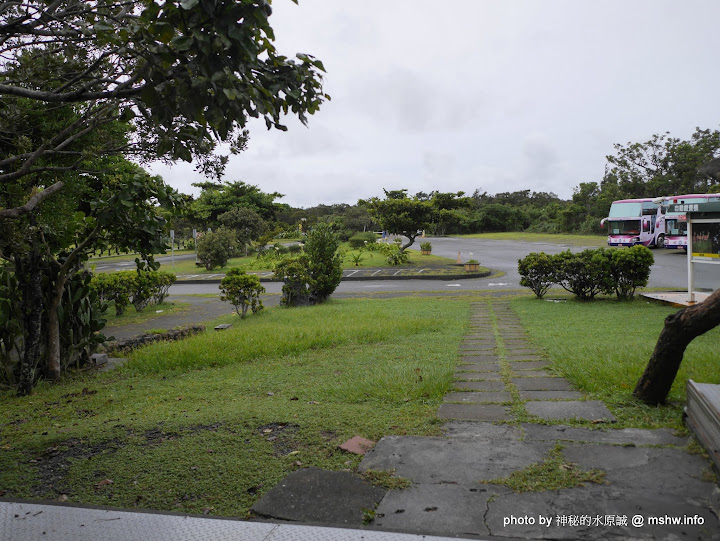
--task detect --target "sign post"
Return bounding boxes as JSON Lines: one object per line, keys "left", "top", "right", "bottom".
{"left": 170, "top": 229, "right": 175, "bottom": 269}
{"left": 672, "top": 202, "right": 720, "bottom": 303}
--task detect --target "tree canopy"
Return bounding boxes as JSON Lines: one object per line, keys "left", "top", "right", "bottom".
{"left": 362, "top": 189, "right": 435, "bottom": 251}
{"left": 0, "top": 0, "right": 328, "bottom": 210}
{"left": 603, "top": 128, "right": 720, "bottom": 198}
{"left": 0, "top": 0, "right": 328, "bottom": 394}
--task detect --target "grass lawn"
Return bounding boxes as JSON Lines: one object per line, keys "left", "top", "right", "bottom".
{"left": 511, "top": 294, "right": 720, "bottom": 429}
{"left": 0, "top": 297, "right": 468, "bottom": 516}
{"left": 457, "top": 232, "right": 607, "bottom": 247}
{"left": 2, "top": 292, "right": 714, "bottom": 516}
{"left": 102, "top": 301, "right": 191, "bottom": 331}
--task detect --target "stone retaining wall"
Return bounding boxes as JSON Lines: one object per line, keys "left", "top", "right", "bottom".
{"left": 103, "top": 325, "right": 205, "bottom": 354}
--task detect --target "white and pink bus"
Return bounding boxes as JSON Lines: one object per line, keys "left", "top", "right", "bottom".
{"left": 661, "top": 193, "right": 720, "bottom": 250}
{"left": 601, "top": 198, "right": 666, "bottom": 248}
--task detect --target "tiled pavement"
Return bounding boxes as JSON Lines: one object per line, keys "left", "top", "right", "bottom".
{"left": 438, "top": 301, "right": 613, "bottom": 424}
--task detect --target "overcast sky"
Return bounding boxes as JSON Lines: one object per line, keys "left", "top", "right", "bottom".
{"left": 150, "top": 0, "right": 720, "bottom": 208}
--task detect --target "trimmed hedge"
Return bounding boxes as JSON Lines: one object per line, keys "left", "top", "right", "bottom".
{"left": 348, "top": 231, "right": 378, "bottom": 249}
{"left": 518, "top": 246, "right": 654, "bottom": 301}
{"left": 92, "top": 270, "right": 176, "bottom": 314}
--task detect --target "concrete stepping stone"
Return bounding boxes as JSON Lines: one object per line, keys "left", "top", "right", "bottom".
{"left": 525, "top": 400, "right": 616, "bottom": 422}
{"left": 512, "top": 377, "right": 574, "bottom": 391}
{"left": 519, "top": 390, "right": 583, "bottom": 400}
{"left": 456, "top": 362, "right": 500, "bottom": 372}
{"left": 562, "top": 445, "right": 719, "bottom": 500}
{"left": 510, "top": 369, "right": 552, "bottom": 378}
{"left": 455, "top": 372, "right": 502, "bottom": 381}
{"left": 521, "top": 424, "right": 689, "bottom": 446}
{"left": 372, "top": 484, "right": 499, "bottom": 538}
{"left": 459, "top": 354, "right": 499, "bottom": 363}
{"left": 505, "top": 354, "right": 545, "bottom": 362}
{"left": 455, "top": 373, "right": 503, "bottom": 381}
{"left": 436, "top": 403, "right": 511, "bottom": 421}
{"left": 459, "top": 345, "right": 495, "bottom": 352}
{"left": 460, "top": 339, "right": 495, "bottom": 346}
{"left": 485, "top": 488, "right": 718, "bottom": 540}
{"left": 442, "top": 421, "right": 524, "bottom": 440}
{"left": 505, "top": 349, "right": 541, "bottom": 356}
{"left": 251, "top": 467, "right": 385, "bottom": 525}
{"left": 454, "top": 380, "right": 505, "bottom": 391}
{"left": 509, "top": 360, "right": 550, "bottom": 370}
{"left": 444, "top": 391, "right": 512, "bottom": 404}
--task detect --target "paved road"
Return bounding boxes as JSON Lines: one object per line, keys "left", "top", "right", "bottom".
{"left": 169, "top": 236, "right": 719, "bottom": 296}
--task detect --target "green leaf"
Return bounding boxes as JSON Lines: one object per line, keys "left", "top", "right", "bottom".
{"left": 180, "top": 0, "right": 200, "bottom": 9}
{"left": 172, "top": 36, "right": 194, "bottom": 51}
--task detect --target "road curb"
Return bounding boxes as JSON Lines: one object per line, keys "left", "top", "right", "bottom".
{"left": 175, "top": 270, "right": 492, "bottom": 285}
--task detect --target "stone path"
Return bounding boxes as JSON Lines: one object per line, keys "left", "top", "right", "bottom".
{"left": 357, "top": 302, "right": 720, "bottom": 540}
{"left": 436, "top": 301, "right": 614, "bottom": 424}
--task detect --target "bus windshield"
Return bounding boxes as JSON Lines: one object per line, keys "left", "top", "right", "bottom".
{"left": 608, "top": 220, "right": 641, "bottom": 235}
{"left": 666, "top": 219, "right": 688, "bottom": 236}
{"left": 608, "top": 202, "right": 642, "bottom": 218}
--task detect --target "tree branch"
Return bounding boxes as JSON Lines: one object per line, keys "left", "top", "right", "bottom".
{"left": 0, "top": 181, "right": 63, "bottom": 218}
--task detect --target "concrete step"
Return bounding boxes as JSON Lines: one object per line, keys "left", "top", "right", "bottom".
{"left": 685, "top": 379, "right": 720, "bottom": 471}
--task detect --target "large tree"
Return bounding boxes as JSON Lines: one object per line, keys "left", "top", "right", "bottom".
{"left": 192, "top": 179, "right": 284, "bottom": 226}
{"left": 361, "top": 189, "right": 435, "bottom": 252}
{"left": 603, "top": 128, "right": 720, "bottom": 198}
{"left": 0, "top": 0, "right": 327, "bottom": 211}
{"left": 0, "top": 0, "right": 327, "bottom": 392}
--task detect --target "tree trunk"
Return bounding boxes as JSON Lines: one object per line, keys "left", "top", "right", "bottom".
{"left": 15, "top": 249, "right": 44, "bottom": 396}
{"left": 400, "top": 234, "right": 417, "bottom": 252}
{"left": 634, "top": 288, "right": 720, "bottom": 405}
{"left": 46, "top": 273, "right": 67, "bottom": 380}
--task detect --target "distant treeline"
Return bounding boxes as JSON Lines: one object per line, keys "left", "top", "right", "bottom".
{"left": 167, "top": 128, "right": 720, "bottom": 240}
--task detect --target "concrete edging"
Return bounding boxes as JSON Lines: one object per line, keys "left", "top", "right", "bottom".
{"left": 176, "top": 270, "right": 491, "bottom": 285}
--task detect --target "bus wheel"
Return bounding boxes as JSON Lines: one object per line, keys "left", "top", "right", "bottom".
{"left": 656, "top": 235, "right": 666, "bottom": 249}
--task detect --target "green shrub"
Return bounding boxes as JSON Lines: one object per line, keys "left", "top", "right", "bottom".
{"left": 553, "top": 249, "right": 613, "bottom": 301}
{"left": 348, "top": 231, "right": 378, "bottom": 249}
{"left": 196, "top": 228, "right": 238, "bottom": 270}
{"left": 609, "top": 245, "right": 654, "bottom": 300}
{"left": 273, "top": 223, "right": 343, "bottom": 306}
{"left": 305, "top": 223, "right": 343, "bottom": 303}
{"left": 92, "top": 271, "right": 133, "bottom": 315}
{"left": 378, "top": 242, "right": 409, "bottom": 265}
{"left": 219, "top": 268, "right": 265, "bottom": 318}
{"left": 131, "top": 270, "right": 177, "bottom": 311}
{"left": 420, "top": 241, "right": 432, "bottom": 251}
{"left": 59, "top": 271, "right": 108, "bottom": 369}
{"left": 274, "top": 256, "right": 312, "bottom": 306}
{"left": 518, "top": 252, "right": 556, "bottom": 298}
{"left": 92, "top": 270, "right": 176, "bottom": 313}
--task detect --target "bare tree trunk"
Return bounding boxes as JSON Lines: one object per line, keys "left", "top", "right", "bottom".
{"left": 400, "top": 233, "right": 418, "bottom": 252}
{"left": 634, "top": 288, "right": 720, "bottom": 405}
{"left": 46, "top": 274, "right": 67, "bottom": 380}
{"left": 16, "top": 249, "right": 44, "bottom": 396}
